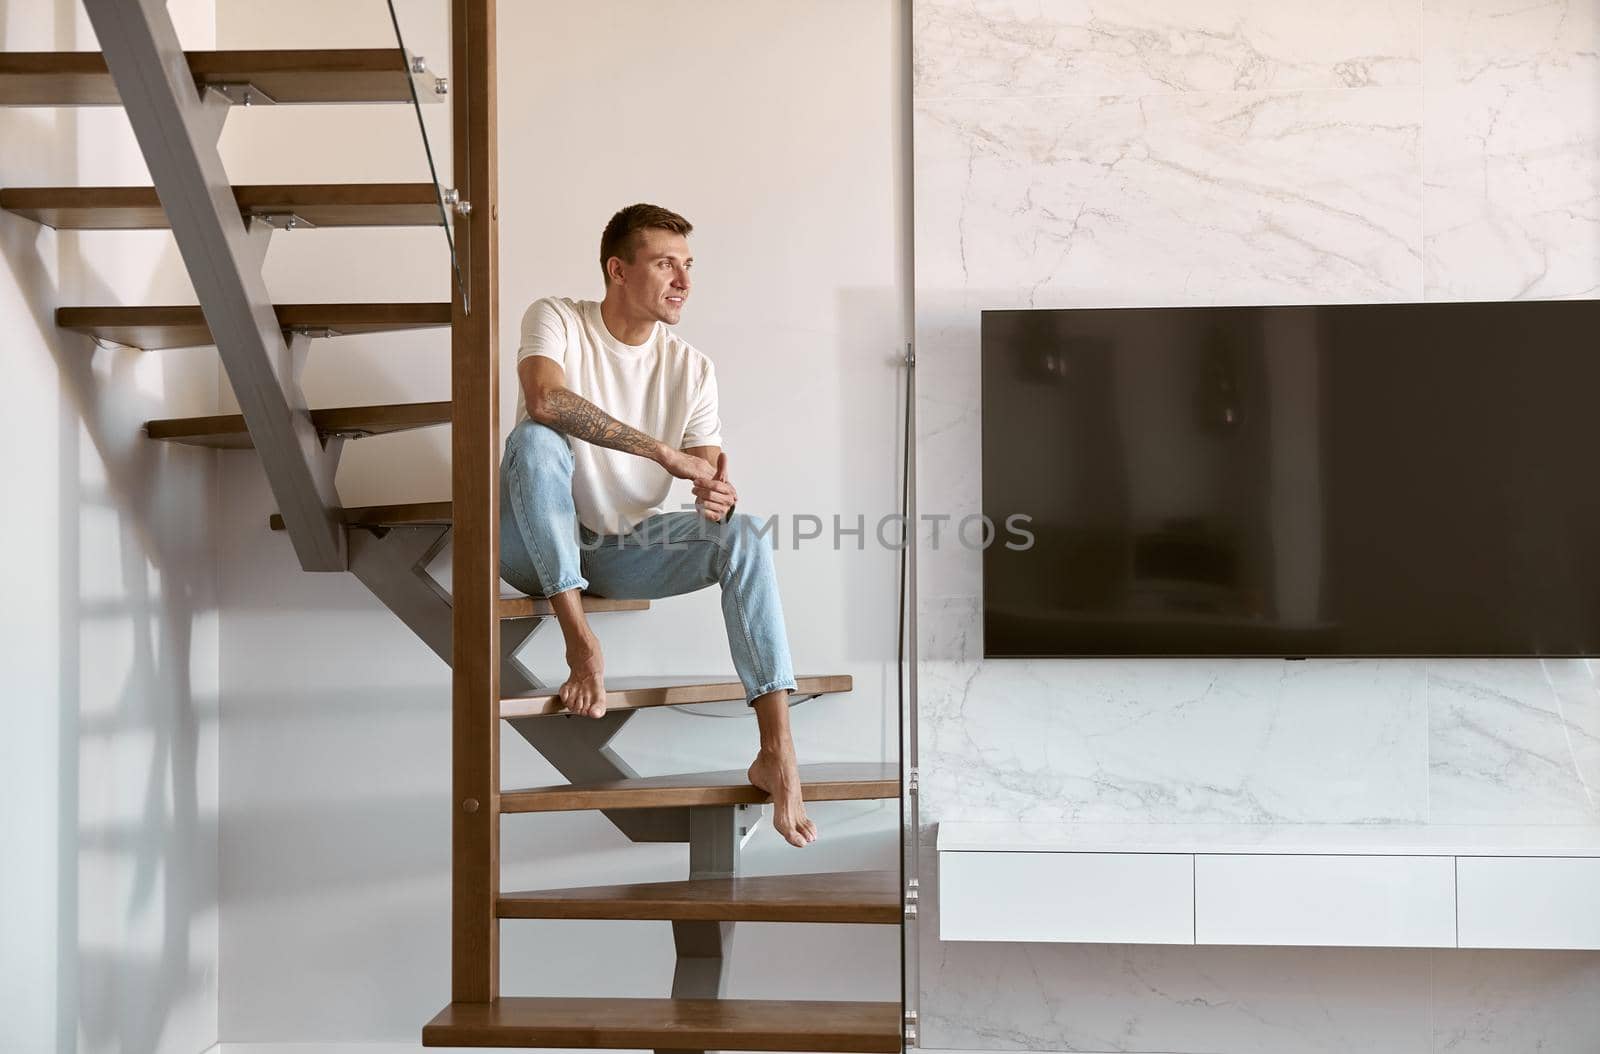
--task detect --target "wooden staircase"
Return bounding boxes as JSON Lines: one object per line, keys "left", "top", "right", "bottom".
{"left": 58, "top": 301, "right": 451, "bottom": 350}
{"left": 0, "top": 182, "right": 444, "bottom": 229}
{"left": 3, "top": 9, "right": 903, "bottom": 1052}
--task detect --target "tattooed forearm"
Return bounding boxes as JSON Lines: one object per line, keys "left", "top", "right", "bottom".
{"left": 539, "top": 386, "right": 661, "bottom": 460}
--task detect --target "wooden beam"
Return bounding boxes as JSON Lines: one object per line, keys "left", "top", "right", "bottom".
{"left": 422, "top": 997, "right": 902, "bottom": 1051}
{"left": 502, "top": 763, "right": 902, "bottom": 814}
{"left": 0, "top": 48, "right": 443, "bottom": 107}
{"left": 497, "top": 870, "right": 902, "bottom": 924}
{"left": 499, "top": 673, "right": 854, "bottom": 719}
{"left": 57, "top": 302, "right": 451, "bottom": 351}
{"left": 449, "top": 0, "right": 500, "bottom": 1007}
{"left": 145, "top": 400, "right": 449, "bottom": 448}
{"left": 1, "top": 183, "right": 442, "bottom": 230}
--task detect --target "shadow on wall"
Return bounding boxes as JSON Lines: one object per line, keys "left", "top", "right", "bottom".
{"left": 0, "top": 2, "right": 220, "bottom": 1052}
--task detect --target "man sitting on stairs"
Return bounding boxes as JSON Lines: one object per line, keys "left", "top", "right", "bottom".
{"left": 499, "top": 202, "right": 818, "bottom": 849}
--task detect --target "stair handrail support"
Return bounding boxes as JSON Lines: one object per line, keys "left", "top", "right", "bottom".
{"left": 448, "top": 0, "right": 502, "bottom": 1008}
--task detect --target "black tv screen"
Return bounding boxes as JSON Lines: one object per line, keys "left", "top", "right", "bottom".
{"left": 981, "top": 300, "right": 1600, "bottom": 658}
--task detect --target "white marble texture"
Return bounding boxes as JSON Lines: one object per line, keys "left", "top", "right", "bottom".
{"left": 924, "top": 942, "right": 1436, "bottom": 1053}
{"left": 921, "top": 650, "right": 1431, "bottom": 825}
{"left": 936, "top": 819, "right": 1600, "bottom": 854}
{"left": 914, "top": 0, "right": 1600, "bottom": 1050}
{"left": 1431, "top": 950, "right": 1600, "bottom": 1052}
{"left": 1428, "top": 660, "right": 1600, "bottom": 824}
{"left": 914, "top": 0, "right": 1421, "bottom": 98}
{"left": 916, "top": 89, "right": 1424, "bottom": 307}
{"left": 1421, "top": 0, "right": 1600, "bottom": 299}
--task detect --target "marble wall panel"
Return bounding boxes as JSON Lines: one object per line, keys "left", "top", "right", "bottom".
{"left": 1428, "top": 660, "right": 1600, "bottom": 824}
{"left": 1421, "top": 0, "right": 1600, "bottom": 299}
{"left": 915, "top": 90, "right": 1424, "bottom": 308}
{"left": 1430, "top": 950, "right": 1600, "bottom": 1052}
{"left": 914, "top": 0, "right": 1600, "bottom": 1050}
{"left": 914, "top": 0, "right": 1421, "bottom": 98}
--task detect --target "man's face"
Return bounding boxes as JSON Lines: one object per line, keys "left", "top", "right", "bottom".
{"left": 611, "top": 228, "right": 692, "bottom": 325}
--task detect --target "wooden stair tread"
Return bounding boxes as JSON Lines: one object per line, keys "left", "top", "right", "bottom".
{"left": 262, "top": 504, "right": 648, "bottom": 617}
{"left": 0, "top": 48, "right": 438, "bottom": 107}
{"left": 498, "top": 869, "right": 900, "bottom": 923}
{"left": 501, "top": 673, "right": 852, "bottom": 718}
{"left": 2, "top": 183, "right": 441, "bottom": 230}
{"left": 59, "top": 302, "right": 451, "bottom": 350}
{"left": 502, "top": 762, "right": 899, "bottom": 814}
{"left": 268, "top": 500, "right": 454, "bottom": 531}
{"left": 421, "top": 996, "right": 901, "bottom": 1051}
{"left": 262, "top": 504, "right": 649, "bottom": 616}
{"left": 496, "top": 594, "right": 650, "bottom": 619}
{"left": 146, "top": 401, "right": 449, "bottom": 449}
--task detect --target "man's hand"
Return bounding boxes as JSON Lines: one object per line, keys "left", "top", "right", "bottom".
{"left": 692, "top": 453, "right": 738, "bottom": 522}
{"left": 660, "top": 447, "right": 716, "bottom": 484}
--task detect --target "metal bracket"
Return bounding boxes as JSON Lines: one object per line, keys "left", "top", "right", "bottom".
{"left": 204, "top": 80, "right": 278, "bottom": 107}
{"left": 406, "top": 52, "right": 447, "bottom": 101}
{"left": 904, "top": 876, "right": 920, "bottom": 919}
{"left": 242, "top": 213, "right": 276, "bottom": 270}
{"left": 666, "top": 804, "right": 745, "bottom": 1011}
{"left": 499, "top": 617, "right": 546, "bottom": 696}
{"left": 904, "top": 1009, "right": 919, "bottom": 1045}
{"left": 442, "top": 187, "right": 473, "bottom": 217}
{"left": 252, "top": 211, "right": 318, "bottom": 232}
{"left": 348, "top": 525, "right": 455, "bottom": 663}
{"left": 283, "top": 329, "right": 313, "bottom": 388}
{"left": 344, "top": 525, "right": 542, "bottom": 695}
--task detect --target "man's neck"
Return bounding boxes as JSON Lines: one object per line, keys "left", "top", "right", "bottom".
{"left": 598, "top": 295, "right": 656, "bottom": 345}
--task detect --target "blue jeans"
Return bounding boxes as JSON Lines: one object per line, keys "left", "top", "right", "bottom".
{"left": 499, "top": 420, "right": 797, "bottom": 705}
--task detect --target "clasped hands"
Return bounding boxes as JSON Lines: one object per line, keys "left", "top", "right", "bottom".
{"left": 661, "top": 448, "right": 738, "bottom": 522}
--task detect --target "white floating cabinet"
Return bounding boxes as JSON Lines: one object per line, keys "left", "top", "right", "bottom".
{"left": 937, "top": 823, "right": 1600, "bottom": 950}
{"left": 1457, "top": 857, "right": 1600, "bottom": 950}
{"left": 1194, "top": 854, "right": 1456, "bottom": 948}
{"left": 940, "top": 850, "right": 1194, "bottom": 944}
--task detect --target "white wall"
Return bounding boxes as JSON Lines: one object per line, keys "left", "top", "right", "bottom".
{"left": 0, "top": 4, "right": 222, "bottom": 1054}
{"left": 212, "top": 0, "right": 907, "bottom": 1045}
{"left": 914, "top": 0, "right": 1600, "bottom": 1051}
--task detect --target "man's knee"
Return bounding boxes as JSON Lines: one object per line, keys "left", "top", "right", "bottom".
{"left": 722, "top": 512, "right": 776, "bottom": 568}
{"left": 507, "top": 420, "right": 573, "bottom": 477}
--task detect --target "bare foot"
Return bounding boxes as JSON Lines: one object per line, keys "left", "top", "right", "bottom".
{"left": 747, "top": 746, "right": 818, "bottom": 847}
{"left": 558, "top": 644, "right": 607, "bottom": 718}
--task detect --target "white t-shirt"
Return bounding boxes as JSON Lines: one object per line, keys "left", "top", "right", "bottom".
{"left": 513, "top": 296, "right": 722, "bottom": 534}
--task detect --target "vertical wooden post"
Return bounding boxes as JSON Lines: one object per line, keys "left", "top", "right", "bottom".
{"left": 450, "top": 0, "right": 500, "bottom": 1004}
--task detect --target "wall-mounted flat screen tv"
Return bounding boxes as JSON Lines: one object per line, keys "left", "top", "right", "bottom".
{"left": 981, "top": 300, "right": 1600, "bottom": 658}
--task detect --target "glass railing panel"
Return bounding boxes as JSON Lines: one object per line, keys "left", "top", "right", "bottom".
{"left": 386, "top": 0, "right": 466, "bottom": 310}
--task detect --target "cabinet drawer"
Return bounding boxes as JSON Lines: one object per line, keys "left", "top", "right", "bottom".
{"left": 1195, "top": 854, "right": 1455, "bottom": 947}
{"left": 939, "top": 851, "right": 1194, "bottom": 944}
{"left": 1458, "top": 857, "right": 1600, "bottom": 949}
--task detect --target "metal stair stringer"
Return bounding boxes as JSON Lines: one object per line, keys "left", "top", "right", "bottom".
{"left": 507, "top": 713, "right": 692, "bottom": 845}
{"left": 345, "top": 517, "right": 722, "bottom": 835}
{"left": 346, "top": 524, "right": 543, "bottom": 696}
{"left": 81, "top": 0, "right": 346, "bottom": 570}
